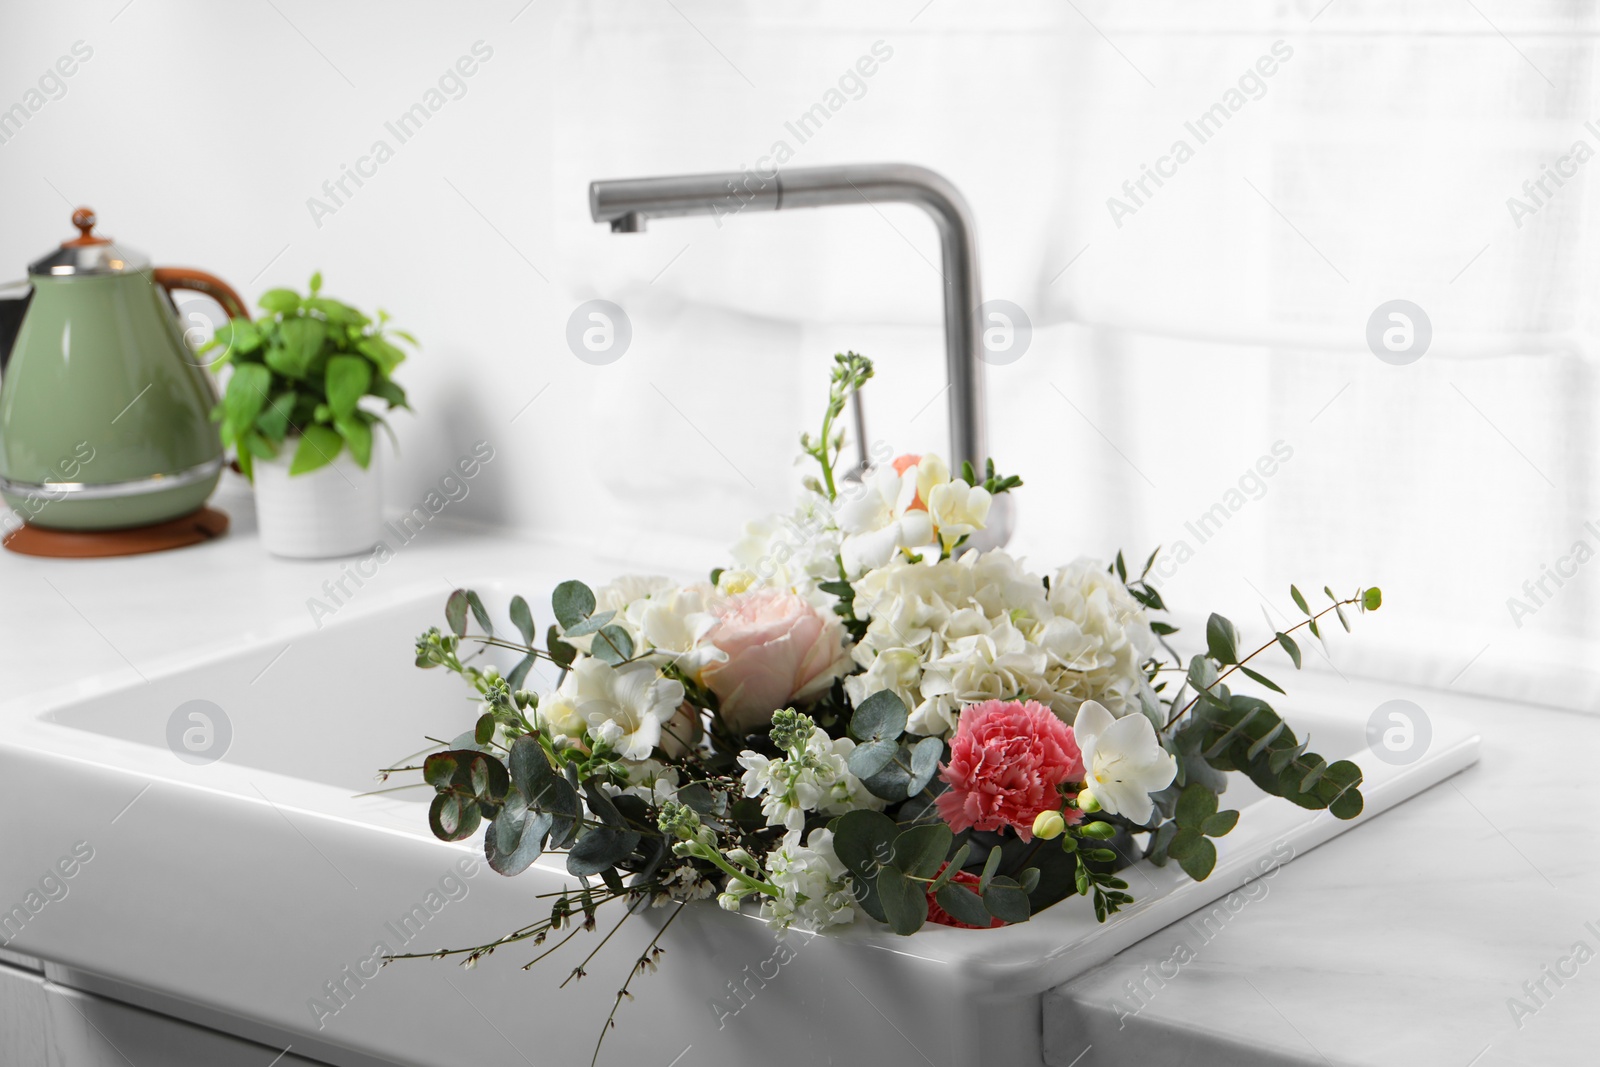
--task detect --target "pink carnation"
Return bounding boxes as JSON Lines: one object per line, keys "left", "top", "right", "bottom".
{"left": 936, "top": 699, "right": 1083, "bottom": 841}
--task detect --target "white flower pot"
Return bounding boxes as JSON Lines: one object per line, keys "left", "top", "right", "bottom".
{"left": 252, "top": 439, "right": 383, "bottom": 559}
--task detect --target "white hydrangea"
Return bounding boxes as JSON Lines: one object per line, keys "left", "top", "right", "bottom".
{"left": 1041, "top": 559, "right": 1159, "bottom": 720}
{"left": 717, "top": 494, "right": 842, "bottom": 601}
{"left": 760, "top": 828, "right": 857, "bottom": 931}
{"left": 846, "top": 551, "right": 1156, "bottom": 736}
{"left": 737, "top": 724, "right": 881, "bottom": 832}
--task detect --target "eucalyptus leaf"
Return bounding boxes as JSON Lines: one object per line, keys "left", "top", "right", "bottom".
{"left": 934, "top": 882, "right": 992, "bottom": 927}
{"left": 485, "top": 792, "right": 552, "bottom": 876}
{"left": 1276, "top": 632, "right": 1302, "bottom": 669}
{"left": 506, "top": 654, "right": 535, "bottom": 692}
{"left": 589, "top": 625, "right": 634, "bottom": 665}
{"left": 847, "top": 738, "right": 897, "bottom": 780}
{"left": 546, "top": 625, "right": 577, "bottom": 669}
{"left": 908, "top": 735, "right": 943, "bottom": 793}
{"left": 859, "top": 745, "right": 915, "bottom": 802}
{"left": 889, "top": 823, "right": 952, "bottom": 880}
{"left": 1175, "top": 784, "right": 1218, "bottom": 828}
{"left": 465, "top": 590, "right": 494, "bottom": 637}
{"left": 561, "top": 609, "right": 617, "bottom": 638}
{"left": 850, "top": 689, "right": 909, "bottom": 743}
{"left": 510, "top": 595, "right": 536, "bottom": 645}
{"left": 876, "top": 867, "right": 928, "bottom": 935}
{"left": 551, "top": 580, "right": 597, "bottom": 629}
{"left": 982, "top": 879, "right": 1031, "bottom": 924}
{"left": 1206, "top": 614, "right": 1241, "bottom": 665}
{"left": 445, "top": 590, "right": 469, "bottom": 637}
{"left": 979, "top": 845, "right": 1003, "bottom": 894}
{"left": 1176, "top": 836, "right": 1217, "bottom": 881}
{"left": 566, "top": 823, "right": 640, "bottom": 877}
{"left": 832, "top": 809, "right": 899, "bottom": 879}
{"left": 428, "top": 793, "right": 480, "bottom": 842}
{"left": 929, "top": 843, "right": 971, "bottom": 892}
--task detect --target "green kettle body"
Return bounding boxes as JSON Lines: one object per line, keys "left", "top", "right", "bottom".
{"left": 0, "top": 209, "right": 247, "bottom": 531}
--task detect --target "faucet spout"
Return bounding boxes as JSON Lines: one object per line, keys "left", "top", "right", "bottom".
{"left": 589, "top": 163, "right": 1011, "bottom": 547}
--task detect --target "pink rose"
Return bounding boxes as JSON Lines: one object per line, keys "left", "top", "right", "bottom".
{"left": 700, "top": 589, "right": 852, "bottom": 734}
{"left": 936, "top": 699, "right": 1084, "bottom": 841}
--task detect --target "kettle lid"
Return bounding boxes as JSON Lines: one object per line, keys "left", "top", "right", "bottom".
{"left": 28, "top": 207, "right": 150, "bottom": 277}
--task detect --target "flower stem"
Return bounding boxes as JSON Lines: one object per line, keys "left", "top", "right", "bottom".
{"left": 1163, "top": 596, "right": 1362, "bottom": 730}
{"left": 693, "top": 841, "right": 779, "bottom": 896}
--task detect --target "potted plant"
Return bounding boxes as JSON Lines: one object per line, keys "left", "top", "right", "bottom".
{"left": 203, "top": 272, "right": 413, "bottom": 558}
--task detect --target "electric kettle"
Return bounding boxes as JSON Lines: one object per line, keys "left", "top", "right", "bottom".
{"left": 0, "top": 207, "right": 247, "bottom": 531}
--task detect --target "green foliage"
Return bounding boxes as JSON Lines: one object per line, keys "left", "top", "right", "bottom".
{"left": 424, "top": 749, "right": 509, "bottom": 842}
{"left": 1205, "top": 613, "right": 1241, "bottom": 665}
{"left": 1150, "top": 784, "right": 1240, "bottom": 880}
{"left": 204, "top": 273, "right": 412, "bottom": 479}
{"left": 849, "top": 689, "right": 908, "bottom": 744}
{"left": 509, "top": 595, "right": 536, "bottom": 645}
{"left": 1178, "top": 693, "right": 1364, "bottom": 819}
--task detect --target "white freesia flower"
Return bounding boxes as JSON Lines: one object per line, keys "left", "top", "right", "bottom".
{"left": 602, "top": 760, "right": 682, "bottom": 807}
{"left": 927, "top": 479, "right": 992, "bottom": 552}
{"left": 1071, "top": 699, "right": 1176, "bottom": 825}
{"left": 623, "top": 583, "right": 724, "bottom": 678}
{"left": 836, "top": 464, "right": 932, "bottom": 574}
{"left": 533, "top": 689, "right": 586, "bottom": 743}
{"left": 761, "top": 828, "right": 856, "bottom": 931}
{"left": 737, "top": 724, "right": 880, "bottom": 831}
{"left": 553, "top": 657, "right": 685, "bottom": 760}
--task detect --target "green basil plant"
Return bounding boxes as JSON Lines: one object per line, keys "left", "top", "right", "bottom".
{"left": 201, "top": 272, "right": 413, "bottom": 478}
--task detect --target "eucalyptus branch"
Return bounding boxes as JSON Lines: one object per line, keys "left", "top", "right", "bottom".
{"left": 1163, "top": 595, "right": 1365, "bottom": 730}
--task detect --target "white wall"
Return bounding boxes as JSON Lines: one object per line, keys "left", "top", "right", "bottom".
{"left": 4, "top": 0, "right": 1598, "bottom": 709}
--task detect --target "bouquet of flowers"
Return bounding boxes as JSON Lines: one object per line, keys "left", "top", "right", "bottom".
{"left": 391, "top": 353, "right": 1377, "bottom": 1060}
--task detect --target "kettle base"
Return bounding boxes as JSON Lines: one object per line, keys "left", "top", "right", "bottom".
{"left": 3, "top": 506, "right": 228, "bottom": 558}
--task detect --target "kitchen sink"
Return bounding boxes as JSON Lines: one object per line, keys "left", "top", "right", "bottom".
{"left": 1, "top": 574, "right": 1481, "bottom": 1067}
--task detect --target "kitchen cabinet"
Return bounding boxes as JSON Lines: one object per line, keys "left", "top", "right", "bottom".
{"left": 0, "top": 954, "right": 330, "bottom": 1067}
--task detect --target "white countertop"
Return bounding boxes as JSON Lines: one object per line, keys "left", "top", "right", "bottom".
{"left": 0, "top": 480, "right": 1586, "bottom": 1067}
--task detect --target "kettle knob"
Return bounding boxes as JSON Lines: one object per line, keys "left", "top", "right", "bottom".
{"left": 63, "top": 207, "right": 110, "bottom": 248}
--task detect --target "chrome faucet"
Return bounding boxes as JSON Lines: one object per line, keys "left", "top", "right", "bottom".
{"left": 589, "top": 162, "right": 1011, "bottom": 547}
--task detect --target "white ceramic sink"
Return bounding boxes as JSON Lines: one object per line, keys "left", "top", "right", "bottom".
{"left": 0, "top": 575, "right": 1481, "bottom": 1067}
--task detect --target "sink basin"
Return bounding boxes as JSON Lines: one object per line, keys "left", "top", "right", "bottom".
{"left": 0, "top": 574, "right": 1481, "bottom": 1067}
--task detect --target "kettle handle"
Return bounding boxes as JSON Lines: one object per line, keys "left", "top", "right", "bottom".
{"left": 152, "top": 268, "right": 251, "bottom": 322}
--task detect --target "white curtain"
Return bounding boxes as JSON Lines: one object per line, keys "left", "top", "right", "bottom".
{"left": 546, "top": 0, "right": 1600, "bottom": 712}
